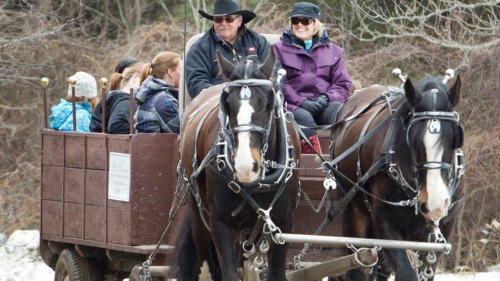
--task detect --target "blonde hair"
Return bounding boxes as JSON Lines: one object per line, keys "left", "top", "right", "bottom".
{"left": 108, "top": 62, "right": 146, "bottom": 91}
{"left": 109, "top": 73, "right": 123, "bottom": 91}
{"left": 64, "top": 96, "right": 99, "bottom": 110}
{"left": 139, "top": 52, "right": 181, "bottom": 85}
{"left": 289, "top": 19, "right": 324, "bottom": 39}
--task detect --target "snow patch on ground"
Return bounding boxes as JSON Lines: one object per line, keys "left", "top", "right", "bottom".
{"left": 0, "top": 230, "right": 54, "bottom": 281}
{"left": 1, "top": 230, "right": 500, "bottom": 281}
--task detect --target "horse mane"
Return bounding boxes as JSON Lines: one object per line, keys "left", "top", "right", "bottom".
{"left": 217, "top": 48, "right": 276, "bottom": 83}
{"left": 412, "top": 77, "right": 454, "bottom": 112}
{"left": 233, "top": 58, "right": 266, "bottom": 80}
{"left": 217, "top": 53, "right": 276, "bottom": 113}
{"left": 392, "top": 77, "right": 458, "bottom": 159}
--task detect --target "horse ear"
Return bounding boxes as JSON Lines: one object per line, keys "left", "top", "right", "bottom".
{"left": 448, "top": 75, "right": 461, "bottom": 107}
{"left": 216, "top": 50, "right": 235, "bottom": 79}
{"left": 404, "top": 78, "right": 421, "bottom": 107}
{"left": 258, "top": 48, "right": 276, "bottom": 79}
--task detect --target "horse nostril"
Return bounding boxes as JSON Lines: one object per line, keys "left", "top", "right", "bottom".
{"left": 420, "top": 202, "right": 429, "bottom": 214}
{"left": 252, "top": 161, "right": 259, "bottom": 173}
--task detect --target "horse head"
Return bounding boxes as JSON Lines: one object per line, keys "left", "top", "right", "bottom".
{"left": 403, "top": 75, "right": 464, "bottom": 220}
{"left": 216, "top": 49, "right": 277, "bottom": 183}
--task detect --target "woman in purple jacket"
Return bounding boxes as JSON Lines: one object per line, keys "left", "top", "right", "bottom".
{"left": 274, "top": 2, "right": 352, "bottom": 154}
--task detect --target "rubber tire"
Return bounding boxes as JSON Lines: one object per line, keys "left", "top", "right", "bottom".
{"left": 54, "top": 248, "right": 101, "bottom": 281}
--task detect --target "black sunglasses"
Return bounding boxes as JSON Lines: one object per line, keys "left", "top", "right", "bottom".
{"left": 213, "top": 15, "right": 240, "bottom": 23}
{"left": 291, "top": 17, "right": 314, "bottom": 25}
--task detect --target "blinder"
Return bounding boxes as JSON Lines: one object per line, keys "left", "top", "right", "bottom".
{"left": 454, "top": 124, "right": 465, "bottom": 149}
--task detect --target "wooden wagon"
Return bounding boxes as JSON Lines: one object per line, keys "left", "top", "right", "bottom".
{"left": 39, "top": 34, "right": 451, "bottom": 281}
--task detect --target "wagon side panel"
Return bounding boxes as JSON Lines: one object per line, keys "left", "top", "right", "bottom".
{"left": 129, "top": 134, "right": 179, "bottom": 246}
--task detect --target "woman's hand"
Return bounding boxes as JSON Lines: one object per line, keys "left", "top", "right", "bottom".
{"left": 300, "top": 99, "right": 323, "bottom": 116}
{"left": 317, "top": 94, "right": 329, "bottom": 109}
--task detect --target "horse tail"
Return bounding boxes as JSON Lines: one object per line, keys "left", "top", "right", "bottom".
{"left": 169, "top": 206, "right": 197, "bottom": 281}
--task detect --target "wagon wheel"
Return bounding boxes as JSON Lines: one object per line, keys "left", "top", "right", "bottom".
{"left": 54, "top": 248, "right": 100, "bottom": 281}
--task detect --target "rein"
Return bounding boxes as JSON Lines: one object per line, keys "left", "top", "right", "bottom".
{"left": 317, "top": 87, "right": 465, "bottom": 212}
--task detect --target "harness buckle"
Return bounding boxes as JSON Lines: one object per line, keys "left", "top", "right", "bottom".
{"left": 455, "top": 149, "right": 465, "bottom": 178}
{"left": 228, "top": 181, "right": 241, "bottom": 193}
{"left": 216, "top": 139, "right": 226, "bottom": 155}
{"left": 195, "top": 194, "right": 202, "bottom": 207}
{"left": 323, "top": 178, "right": 337, "bottom": 190}
{"left": 398, "top": 199, "right": 416, "bottom": 207}
{"left": 217, "top": 158, "right": 226, "bottom": 171}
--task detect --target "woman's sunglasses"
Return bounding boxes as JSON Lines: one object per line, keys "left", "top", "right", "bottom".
{"left": 213, "top": 15, "right": 240, "bottom": 23}
{"left": 291, "top": 17, "right": 314, "bottom": 26}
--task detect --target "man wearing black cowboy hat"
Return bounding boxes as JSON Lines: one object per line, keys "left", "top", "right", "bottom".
{"left": 185, "top": 0, "right": 277, "bottom": 98}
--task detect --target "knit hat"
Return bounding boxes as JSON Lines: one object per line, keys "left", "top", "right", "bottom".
{"left": 67, "top": 72, "right": 98, "bottom": 99}
{"left": 291, "top": 2, "right": 321, "bottom": 20}
{"left": 198, "top": 0, "right": 256, "bottom": 24}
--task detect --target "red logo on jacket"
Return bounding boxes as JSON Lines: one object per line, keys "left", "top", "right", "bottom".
{"left": 248, "top": 46, "right": 256, "bottom": 52}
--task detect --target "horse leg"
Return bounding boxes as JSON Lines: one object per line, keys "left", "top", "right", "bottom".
{"left": 421, "top": 212, "right": 460, "bottom": 281}
{"left": 376, "top": 220, "right": 418, "bottom": 281}
{"left": 210, "top": 215, "right": 240, "bottom": 281}
{"left": 265, "top": 242, "right": 288, "bottom": 281}
{"left": 191, "top": 216, "right": 220, "bottom": 281}
{"left": 243, "top": 259, "right": 260, "bottom": 281}
{"left": 263, "top": 218, "right": 292, "bottom": 281}
{"left": 171, "top": 216, "right": 195, "bottom": 280}
{"left": 371, "top": 253, "right": 392, "bottom": 281}
{"left": 344, "top": 202, "right": 371, "bottom": 281}
{"left": 191, "top": 197, "right": 221, "bottom": 281}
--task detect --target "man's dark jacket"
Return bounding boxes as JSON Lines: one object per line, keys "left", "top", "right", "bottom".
{"left": 90, "top": 90, "right": 135, "bottom": 134}
{"left": 185, "top": 26, "right": 277, "bottom": 98}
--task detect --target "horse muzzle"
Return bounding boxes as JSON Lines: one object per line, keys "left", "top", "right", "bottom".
{"left": 419, "top": 197, "right": 450, "bottom": 219}
{"left": 234, "top": 147, "right": 261, "bottom": 183}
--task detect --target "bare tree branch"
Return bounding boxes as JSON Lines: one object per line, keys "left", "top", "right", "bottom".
{"left": 346, "top": 0, "right": 500, "bottom": 53}
{"left": 154, "top": 0, "right": 185, "bottom": 39}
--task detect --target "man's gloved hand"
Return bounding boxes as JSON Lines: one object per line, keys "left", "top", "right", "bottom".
{"left": 317, "top": 94, "right": 329, "bottom": 109}
{"left": 300, "top": 99, "right": 323, "bottom": 116}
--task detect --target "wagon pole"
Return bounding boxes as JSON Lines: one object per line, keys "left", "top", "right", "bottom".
{"left": 41, "top": 77, "right": 49, "bottom": 128}
{"left": 129, "top": 87, "right": 134, "bottom": 134}
{"left": 100, "top": 78, "right": 107, "bottom": 133}
{"left": 68, "top": 76, "right": 77, "bottom": 131}
{"left": 276, "top": 233, "right": 452, "bottom": 253}
{"left": 286, "top": 248, "right": 378, "bottom": 281}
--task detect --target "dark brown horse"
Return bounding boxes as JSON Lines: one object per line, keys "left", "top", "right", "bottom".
{"left": 331, "top": 76, "right": 465, "bottom": 281}
{"left": 170, "top": 49, "right": 300, "bottom": 281}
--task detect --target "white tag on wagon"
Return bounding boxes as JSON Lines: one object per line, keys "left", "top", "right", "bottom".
{"left": 108, "top": 152, "right": 131, "bottom": 202}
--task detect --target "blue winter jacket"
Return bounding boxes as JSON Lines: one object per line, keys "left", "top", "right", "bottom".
{"left": 49, "top": 99, "right": 92, "bottom": 132}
